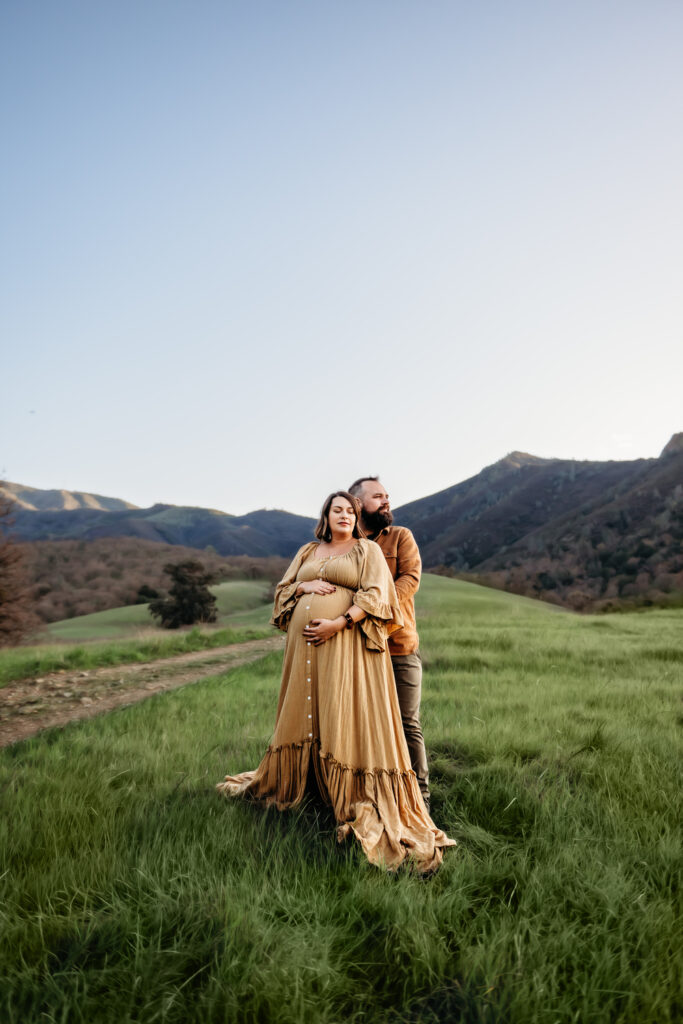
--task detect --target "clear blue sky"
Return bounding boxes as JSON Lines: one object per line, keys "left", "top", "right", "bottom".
{"left": 2, "top": 1, "right": 681, "bottom": 516}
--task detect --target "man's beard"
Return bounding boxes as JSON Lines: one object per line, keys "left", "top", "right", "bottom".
{"left": 362, "top": 506, "right": 393, "bottom": 535}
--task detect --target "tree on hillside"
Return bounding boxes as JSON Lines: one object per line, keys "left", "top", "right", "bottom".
{"left": 148, "top": 561, "right": 217, "bottom": 629}
{"left": 0, "top": 488, "right": 38, "bottom": 646}
{"left": 135, "top": 583, "right": 159, "bottom": 604}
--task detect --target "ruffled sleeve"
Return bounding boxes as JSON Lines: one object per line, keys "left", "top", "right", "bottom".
{"left": 270, "top": 542, "right": 317, "bottom": 632}
{"left": 353, "top": 540, "right": 404, "bottom": 652}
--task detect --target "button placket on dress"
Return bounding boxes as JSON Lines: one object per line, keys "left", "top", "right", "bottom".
{"left": 302, "top": 552, "right": 344, "bottom": 743}
{"left": 305, "top": 594, "right": 313, "bottom": 738}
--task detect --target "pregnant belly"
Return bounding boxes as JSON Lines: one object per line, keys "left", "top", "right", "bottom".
{"left": 291, "top": 587, "right": 354, "bottom": 629}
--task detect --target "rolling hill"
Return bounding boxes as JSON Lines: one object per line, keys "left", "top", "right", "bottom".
{"left": 20, "top": 537, "right": 288, "bottom": 624}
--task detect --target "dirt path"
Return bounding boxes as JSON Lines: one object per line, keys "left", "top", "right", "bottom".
{"left": 0, "top": 636, "right": 285, "bottom": 748}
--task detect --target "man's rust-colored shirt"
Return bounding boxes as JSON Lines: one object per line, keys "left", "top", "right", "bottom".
{"left": 372, "top": 526, "right": 421, "bottom": 656}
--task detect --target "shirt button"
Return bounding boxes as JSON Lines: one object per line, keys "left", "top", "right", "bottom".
{"left": 308, "top": 714, "right": 312, "bottom": 719}
{"left": 307, "top": 696, "right": 311, "bottom": 700}
{"left": 308, "top": 732, "right": 313, "bottom": 737}
{"left": 307, "top": 642, "right": 311, "bottom": 646}
{"left": 307, "top": 678, "right": 311, "bottom": 682}
{"left": 307, "top": 660, "right": 310, "bottom": 664}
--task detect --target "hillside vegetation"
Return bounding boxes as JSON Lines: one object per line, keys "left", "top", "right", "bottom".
{"left": 400, "top": 438, "right": 683, "bottom": 611}
{"left": 20, "top": 538, "right": 287, "bottom": 624}
{"left": 1, "top": 576, "right": 680, "bottom": 1023}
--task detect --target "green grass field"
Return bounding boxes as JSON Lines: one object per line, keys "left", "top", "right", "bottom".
{"left": 1, "top": 576, "right": 681, "bottom": 1023}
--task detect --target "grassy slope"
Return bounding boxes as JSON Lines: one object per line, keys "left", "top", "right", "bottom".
{"left": 45, "top": 580, "right": 272, "bottom": 641}
{"left": 0, "top": 582, "right": 273, "bottom": 686}
{"left": 1, "top": 576, "right": 681, "bottom": 1023}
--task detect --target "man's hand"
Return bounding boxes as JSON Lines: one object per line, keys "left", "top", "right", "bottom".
{"left": 303, "top": 618, "right": 343, "bottom": 645}
{"left": 297, "top": 580, "right": 337, "bottom": 596}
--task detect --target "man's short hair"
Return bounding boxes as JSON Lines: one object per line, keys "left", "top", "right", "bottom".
{"left": 348, "top": 476, "right": 379, "bottom": 498}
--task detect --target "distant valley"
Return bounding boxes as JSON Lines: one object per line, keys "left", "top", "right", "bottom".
{"left": 3, "top": 432, "right": 682, "bottom": 618}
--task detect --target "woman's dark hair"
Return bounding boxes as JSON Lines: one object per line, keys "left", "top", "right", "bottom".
{"left": 314, "top": 491, "right": 366, "bottom": 542}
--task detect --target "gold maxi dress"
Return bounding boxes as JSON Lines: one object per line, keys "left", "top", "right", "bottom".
{"left": 217, "top": 538, "right": 456, "bottom": 873}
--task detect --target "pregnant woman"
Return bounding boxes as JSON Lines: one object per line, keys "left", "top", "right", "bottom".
{"left": 217, "top": 490, "right": 455, "bottom": 874}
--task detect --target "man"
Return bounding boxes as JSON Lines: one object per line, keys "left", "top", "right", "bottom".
{"left": 348, "top": 476, "right": 430, "bottom": 811}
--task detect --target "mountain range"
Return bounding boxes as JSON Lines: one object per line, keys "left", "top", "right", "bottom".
{"left": 398, "top": 434, "right": 683, "bottom": 610}
{"left": 3, "top": 432, "right": 682, "bottom": 611}
{"left": 2, "top": 495, "right": 315, "bottom": 558}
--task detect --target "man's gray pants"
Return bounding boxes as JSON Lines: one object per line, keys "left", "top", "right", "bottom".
{"left": 391, "top": 651, "right": 430, "bottom": 806}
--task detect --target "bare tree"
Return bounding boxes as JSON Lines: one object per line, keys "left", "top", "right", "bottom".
{"left": 0, "top": 486, "right": 38, "bottom": 646}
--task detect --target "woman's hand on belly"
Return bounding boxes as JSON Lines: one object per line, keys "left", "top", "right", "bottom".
{"left": 303, "top": 617, "right": 344, "bottom": 646}
{"left": 297, "top": 580, "right": 336, "bottom": 595}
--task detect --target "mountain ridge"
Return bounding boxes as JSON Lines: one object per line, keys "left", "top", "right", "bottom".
{"left": 0, "top": 481, "right": 138, "bottom": 512}
{"left": 397, "top": 438, "right": 681, "bottom": 610}
{"left": 4, "top": 433, "right": 681, "bottom": 610}
{"left": 660, "top": 432, "right": 683, "bottom": 458}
